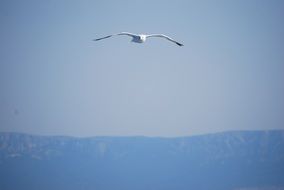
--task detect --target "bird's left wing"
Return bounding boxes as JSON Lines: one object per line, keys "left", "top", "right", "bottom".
{"left": 146, "top": 34, "right": 184, "bottom": 46}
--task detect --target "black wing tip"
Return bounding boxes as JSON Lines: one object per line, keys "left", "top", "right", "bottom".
{"left": 93, "top": 35, "right": 112, "bottom": 41}
{"left": 93, "top": 38, "right": 103, "bottom": 41}
{"left": 176, "top": 42, "right": 184, "bottom": 46}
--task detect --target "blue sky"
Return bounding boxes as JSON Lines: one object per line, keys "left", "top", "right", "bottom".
{"left": 0, "top": 0, "right": 284, "bottom": 136}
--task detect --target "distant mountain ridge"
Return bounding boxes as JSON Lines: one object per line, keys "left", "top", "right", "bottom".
{"left": 1, "top": 130, "right": 284, "bottom": 190}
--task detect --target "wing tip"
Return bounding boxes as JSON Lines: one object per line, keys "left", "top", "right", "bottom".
{"left": 93, "top": 35, "right": 112, "bottom": 41}
{"left": 176, "top": 42, "right": 184, "bottom": 46}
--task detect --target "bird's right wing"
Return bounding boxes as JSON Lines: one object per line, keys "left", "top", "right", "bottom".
{"left": 93, "top": 35, "right": 113, "bottom": 41}
{"left": 116, "top": 32, "right": 138, "bottom": 37}
{"left": 93, "top": 32, "right": 138, "bottom": 41}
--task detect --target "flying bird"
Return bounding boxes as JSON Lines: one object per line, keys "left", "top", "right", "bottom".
{"left": 93, "top": 32, "right": 184, "bottom": 46}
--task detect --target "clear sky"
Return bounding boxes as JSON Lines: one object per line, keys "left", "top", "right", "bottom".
{"left": 0, "top": 0, "right": 284, "bottom": 137}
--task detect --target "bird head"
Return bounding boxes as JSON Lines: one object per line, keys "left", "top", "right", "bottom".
{"left": 140, "top": 35, "right": 146, "bottom": 42}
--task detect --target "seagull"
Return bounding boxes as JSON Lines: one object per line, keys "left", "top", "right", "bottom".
{"left": 93, "top": 32, "right": 184, "bottom": 46}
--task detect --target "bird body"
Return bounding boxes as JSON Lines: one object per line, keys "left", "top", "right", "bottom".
{"left": 131, "top": 34, "right": 146, "bottom": 43}
{"left": 94, "top": 32, "right": 183, "bottom": 46}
